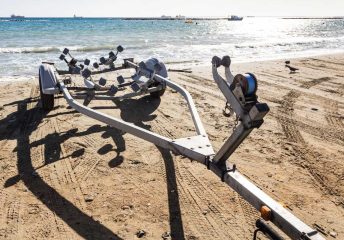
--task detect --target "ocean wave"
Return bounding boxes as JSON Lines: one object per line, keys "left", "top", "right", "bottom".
{"left": 0, "top": 47, "right": 60, "bottom": 53}
{"left": 234, "top": 36, "right": 344, "bottom": 49}
{"left": 74, "top": 45, "right": 117, "bottom": 52}
{"left": 0, "top": 45, "right": 118, "bottom": 54}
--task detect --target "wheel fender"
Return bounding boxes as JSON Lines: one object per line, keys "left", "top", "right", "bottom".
{"left": 39, "top": 64, "right": 60, "bottom": 95}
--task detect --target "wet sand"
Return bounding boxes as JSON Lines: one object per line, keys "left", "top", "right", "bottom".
{"left": 0, "top": 53, "right": 343, "bottom": 239}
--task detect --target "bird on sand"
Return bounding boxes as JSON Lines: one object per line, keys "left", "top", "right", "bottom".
{"left": 285, "top": 64, "right": 299, "bottom": 73}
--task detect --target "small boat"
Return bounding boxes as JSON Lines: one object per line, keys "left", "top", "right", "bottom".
{"left": 228, "top": 15, "right": 243, "bottom": 21}
{"left": 185, "top": 19, "right": 193, "bottom": 24}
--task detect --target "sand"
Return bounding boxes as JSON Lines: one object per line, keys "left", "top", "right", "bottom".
{"left": 0, "top": 53, "right": 343, "bottom": 239}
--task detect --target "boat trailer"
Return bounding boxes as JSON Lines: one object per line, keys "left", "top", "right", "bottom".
{"left": 38, "top": 46, "right": 325, "bottom": 240}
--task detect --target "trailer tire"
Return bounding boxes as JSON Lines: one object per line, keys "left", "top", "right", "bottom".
{"left": 39, "top": 75, "right": 54, "bottom": 111}
{"left": 150, "top": 87, "right": 166, "bottom": 98}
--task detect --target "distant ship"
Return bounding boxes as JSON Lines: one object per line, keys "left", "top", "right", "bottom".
{"left": 228, "top": 15, "right": 243, "bottom": 21}
{"left": 10, "top": 14, "right": 25, "bottom": 19}
{"left": 176, "top": 15, "right": 186, "bottom": 20}
{"left": 73, "top": 14, "right": 83, "bottom": 19}
{"left": 160, "top": 15, "right": 172, "bottom": 20}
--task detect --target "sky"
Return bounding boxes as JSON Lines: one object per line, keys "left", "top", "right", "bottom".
{"left": 1, "top": 0, "right": 344, "bottom": 17}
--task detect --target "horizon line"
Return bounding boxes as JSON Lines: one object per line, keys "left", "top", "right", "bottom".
{"left": 2, "top": 15, "right": 344, "bottom": 18}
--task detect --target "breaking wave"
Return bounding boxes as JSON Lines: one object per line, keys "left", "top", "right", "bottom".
{"left": 234, "top": 36, "right": 344, "bottom": 49}
{"left": 0, "top": 45, "right": 116, "bottom": 54}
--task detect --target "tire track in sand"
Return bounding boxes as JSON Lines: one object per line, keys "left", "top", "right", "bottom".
{"left": 0, "top": 83, "right": 38, "bottom": 239}
{"left": 277, "top": 77, "right": 343, "bottom": 201}
{"left": 175, "top": 74, "right": 261, "bottom": 229}
{"left": 17, "top": 87, "right": 122, "bottom": 240}
{"left": 150, "top": 102, "right": 250, "bottom": 239}
{"left": 23, "top": 87, "right": 74, "bottom": 239}
{"left": 0, "top": 83, "right": 38, "bottom": 155}
{"left": 0, "top": 191, "right": 9, "bottom": 238}
{"left": 49, "top": 96, "right": 88, "bottom": 208}
{"left": 70, "top": 132, "right": 102, "bottom": 182}
{"left": 325, "top": 100, "right": 344, "bottom": 129}
{"left": 269, "top": 111, "right": 344, "bottom": 145}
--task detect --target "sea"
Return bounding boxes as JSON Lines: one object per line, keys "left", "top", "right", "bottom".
{"left": 0, "top": 17, "right": 344, "bottom": 81}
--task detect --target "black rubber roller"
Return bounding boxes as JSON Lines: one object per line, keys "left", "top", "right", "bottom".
{"left": 84, "top": 59, "right": 90, "bottom": 66}
{"left": 63, "top": 48, "right": 69, "bottom": 55}
{"left": 99, "top": 77, "right": 107, "bottom": 86}
{"left": 109, "top": 51, "right": 115, "bottom": 58}
{"left": 117, "top": 45, "right": 124, "bottom": 52}
{"left": 81, "top": 69, "right": 92, "bottom": 79}
{"left": 100, "top": 57, "right": 106, "bottom": 64}
{"left": 117, "top": 75, "right": 125, "bottom": 84}
{"left": 109, "top": 85, "right": 118, "bottom": 95}
{"left": 69, "top": 58, "right": 77, "bottom": 67}
{"left": 212, "top": 56, "right": 222, "bottom": 68}
{"left": 138, "top": 61, "right": 147, "bottom": 69}
{"left": 221, "top": 56, "right": 231, "bottom": 68}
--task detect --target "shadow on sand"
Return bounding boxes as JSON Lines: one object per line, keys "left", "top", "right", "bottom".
{"left": 3, "top": 98, "right": 123, "bottom": 239}
{"left": 3, "top": 93, "right": 186, "bottom": 239}
{"left": 116, "top": 96, "right": 186, "bottom": 239}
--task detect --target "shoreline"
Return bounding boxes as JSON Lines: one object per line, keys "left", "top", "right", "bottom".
{"left": 1, "top": 51, "right": 344, "bottom": 83}
{"left": 1, "top": 16, "right": 343, "bottom": 19}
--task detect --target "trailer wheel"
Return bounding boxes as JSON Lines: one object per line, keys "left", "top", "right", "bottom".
{"left": 150, "top": 87, "right": 166, "bottom": 98}
{"left": 39, "top": 75, "right": 54, "bottom": 111}
{"left": 149, "top": 81, "right": 166, "bottom": 98}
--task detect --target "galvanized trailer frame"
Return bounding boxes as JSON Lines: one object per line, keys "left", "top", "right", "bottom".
{"left": 39, "top": 57, "right": 325, "bottom": 240}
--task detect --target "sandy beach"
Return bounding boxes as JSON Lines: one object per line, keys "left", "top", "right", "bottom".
{"left": 0, "top": 53, "right": 343, "bottom": 239}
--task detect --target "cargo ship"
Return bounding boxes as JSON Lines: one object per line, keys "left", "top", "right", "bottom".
{"left": 10, "top": 14, "right": 25, "bottom": 19}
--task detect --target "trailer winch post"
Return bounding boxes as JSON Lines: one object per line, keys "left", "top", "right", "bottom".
{"left": 211, "top": 56, "right": 269, "bottom": 165}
